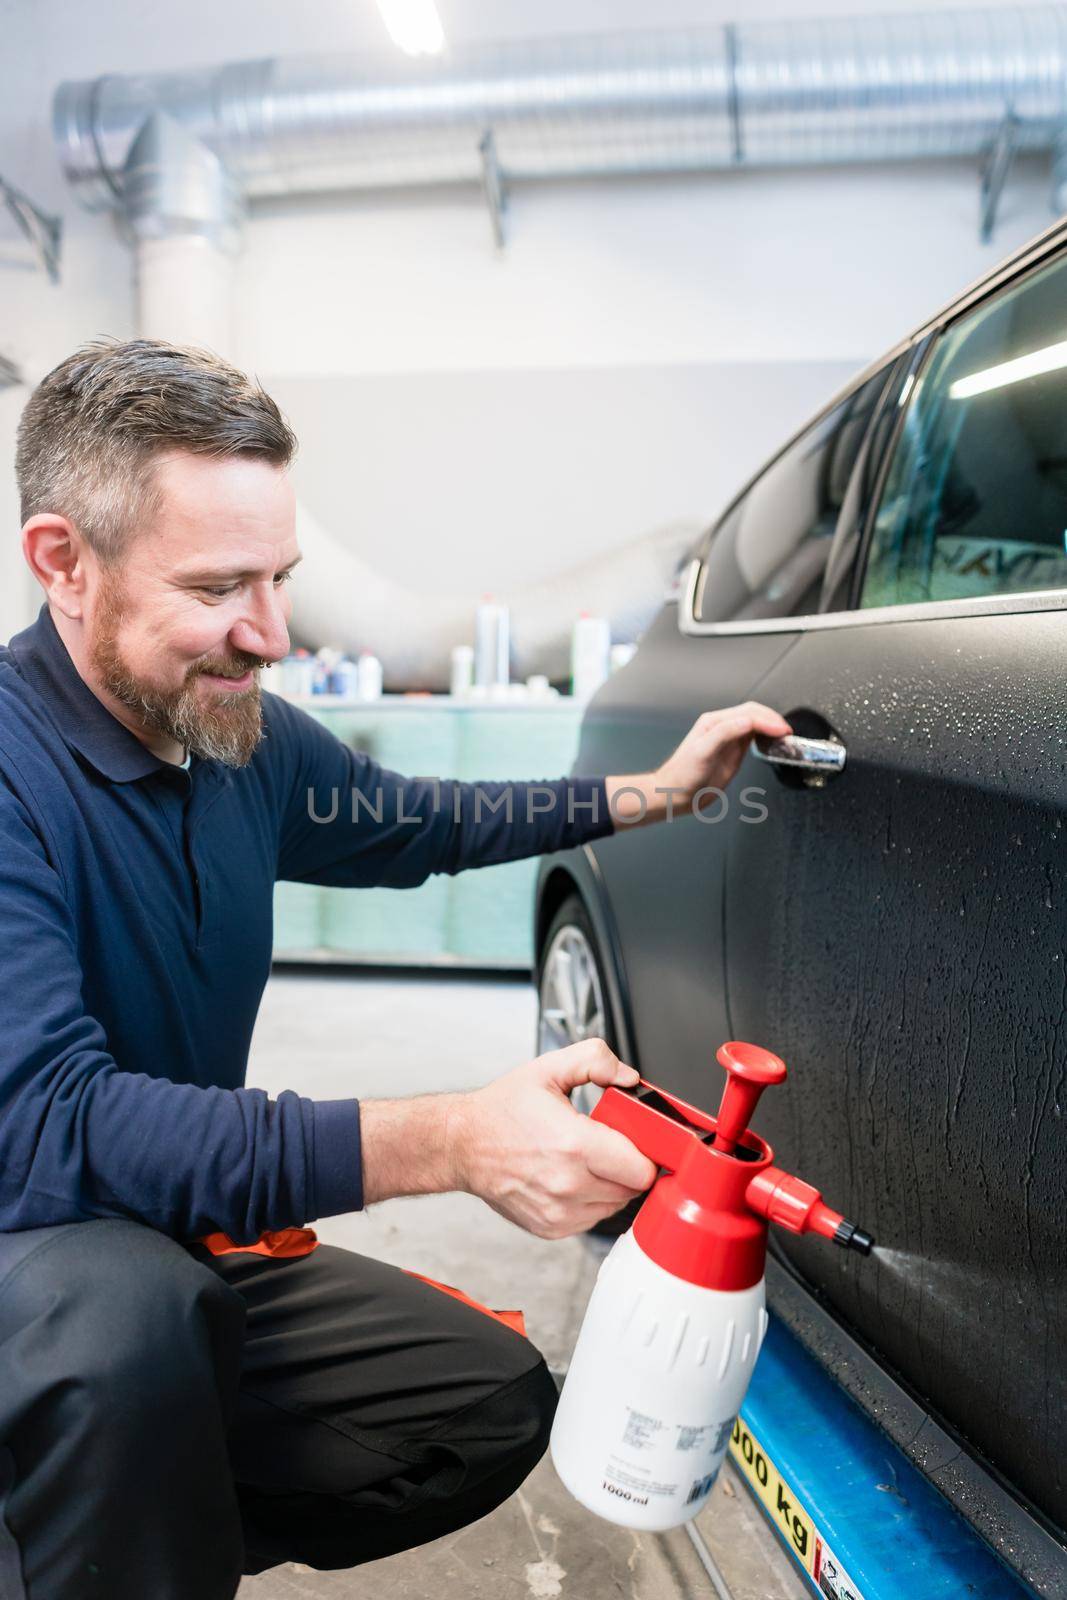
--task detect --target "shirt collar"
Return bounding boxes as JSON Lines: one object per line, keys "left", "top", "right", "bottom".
{"left": 8, "top": 606, "right": 170, "bottom": 784}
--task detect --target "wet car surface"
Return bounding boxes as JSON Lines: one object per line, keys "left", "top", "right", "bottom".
{"left": 536, "top": 218, "right": 1067, "bottom": 1591}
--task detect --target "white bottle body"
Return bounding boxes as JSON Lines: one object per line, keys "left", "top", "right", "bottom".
{"left": 550, "top": 1229, "right": 767, "bottom": 1530}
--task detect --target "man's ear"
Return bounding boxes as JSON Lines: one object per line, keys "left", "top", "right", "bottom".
{"left": 22, "top": 514, "right": 92, "bottom": 620}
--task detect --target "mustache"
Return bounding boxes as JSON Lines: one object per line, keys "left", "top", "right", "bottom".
{"left": 191, "top": 651, "right": 270, "bottom": 680}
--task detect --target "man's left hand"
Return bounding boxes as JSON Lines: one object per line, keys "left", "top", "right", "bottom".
{"left": 605, "top": 702, "right": 792, "bottom": 825}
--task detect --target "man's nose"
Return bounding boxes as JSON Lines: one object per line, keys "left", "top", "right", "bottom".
{"left": 229, "top": 587, "right": 291, "bottom": 664}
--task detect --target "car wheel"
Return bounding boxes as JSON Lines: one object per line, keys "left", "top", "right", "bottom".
{"left": 537, "top": 894, "right": 645, "bottom": 1237}
{"left": 538, "top": 896, "right": 613, "bottom": 1102}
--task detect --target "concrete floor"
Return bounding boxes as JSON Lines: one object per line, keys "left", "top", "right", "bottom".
{"left": 238, "top": 969, "right": 808, "bottom": 1600}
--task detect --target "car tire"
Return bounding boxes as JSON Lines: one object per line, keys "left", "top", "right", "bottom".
{"left": 537, "top": 893, "right": 646, "bottom": 1238}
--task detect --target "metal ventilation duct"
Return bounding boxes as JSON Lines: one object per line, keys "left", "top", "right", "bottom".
{"left": 54, "top": 8, "right": 1067, "bottom": 230}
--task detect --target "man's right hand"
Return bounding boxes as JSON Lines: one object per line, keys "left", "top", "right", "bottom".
{"left": 446, "top": 1040, "right": 658, "bottom": 1239}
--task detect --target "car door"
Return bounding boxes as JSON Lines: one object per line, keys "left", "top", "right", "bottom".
{"left": 719, "top": 248, "right": 1067, "bottom": 1539}
{"left": 573, "top": 356, "right": 907, "bottom": 1079}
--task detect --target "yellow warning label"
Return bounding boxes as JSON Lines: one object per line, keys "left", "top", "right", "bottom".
{"left": 729, "top": 1416, "right": 818, "bottom": 1574}
{"left": 728, "top": 1418, "right": 868, "bottom": 1600}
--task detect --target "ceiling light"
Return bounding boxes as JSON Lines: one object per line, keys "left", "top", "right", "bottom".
{"left": 375, "top": 0, "right": 446, "bottom": 56}
{"left": 949, "top": 337, "right": 1067, "bottom": 399}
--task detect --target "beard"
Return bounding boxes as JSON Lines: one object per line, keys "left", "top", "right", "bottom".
{"left": 90, "top": 575, "right": 267, "bottom": 769}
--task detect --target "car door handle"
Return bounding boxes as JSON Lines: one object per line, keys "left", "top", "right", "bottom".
{"left": 751, "top": 733, "right": 846, "bottom": 785}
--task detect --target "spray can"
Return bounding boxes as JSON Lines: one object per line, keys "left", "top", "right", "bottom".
{"left": 334, "top": 656, "right": 361, "bottom": 698}
{"left": 450, "top": 644, "right": 475, "bottom": 698}
{"left": 279, "top": 650, "right": 315, "bottom": 697}
{"left": 550, "top": 1041, "right": 873, "bottom": 1531}
{"left": 357, "top": 651, "right": 383, "bottom": 700}
{"left": 474, "top": 596, "right": 510, "bottom": 689}
{"left": 570, "top": 613, "right": 611, "bottom": 700}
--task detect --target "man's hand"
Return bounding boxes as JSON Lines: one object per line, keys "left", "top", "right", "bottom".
{"left": 358, "top": 1038, "right": 655, "bottom": 1233}
{"left": 605, "top": 701, "right": 792, "bottom": 825}
{"left": 447, "top": 1040, "right": 657, "bottom": 1239}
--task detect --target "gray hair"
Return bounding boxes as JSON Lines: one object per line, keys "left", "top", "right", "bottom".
{"left": 15, "top": 339, "right": 297, "bottom": 563}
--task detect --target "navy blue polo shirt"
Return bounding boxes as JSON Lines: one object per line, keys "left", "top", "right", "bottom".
{"left": 0, "top": 608, "right": 612, "bottom": 1240}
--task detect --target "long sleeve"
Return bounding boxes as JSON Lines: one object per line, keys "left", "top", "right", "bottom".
{"left": 270, "top": 696, "right": 614, "bottom": 887}
{"left": 0, "top": 781, "right": 363, "bottom": 1236}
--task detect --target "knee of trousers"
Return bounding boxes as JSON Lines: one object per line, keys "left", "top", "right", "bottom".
{"left": 432, "top": 1350, "right": 559, "bottom": 1500}
{"left": 0, "top": 1218, "right": 246, "bottom": 1441}
{"left": 236, "top": 1360, "right": 559, "bottom": 1579}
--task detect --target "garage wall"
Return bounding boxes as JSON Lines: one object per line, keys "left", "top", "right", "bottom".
{"left": 244, "top": 150, "right": 1052, "bottom": 598}
{"left": 270, "top": 362, "right": 863, "bottom": 598}
{"left": 0, "top": 0, "right": 1059, "bottom": 635}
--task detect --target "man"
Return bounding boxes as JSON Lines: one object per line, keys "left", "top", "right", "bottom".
{"left": 0, "top": 340, "right": 790, "bottom": 1599}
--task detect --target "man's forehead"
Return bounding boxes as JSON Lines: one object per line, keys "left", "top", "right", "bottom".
{"left": 153, "top": 449, "right": 295, "bottom": 515}
{"left": 138, "top": 451, "right": 299, "bottom": 573}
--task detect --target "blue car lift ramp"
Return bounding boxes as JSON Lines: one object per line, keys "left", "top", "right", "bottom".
{"left": 727, "top": 1310, "right": 1043, "bottom": 1600}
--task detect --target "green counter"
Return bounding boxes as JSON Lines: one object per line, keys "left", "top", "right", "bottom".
{"left": 273, "top": 696, "right": 584, "bottom": 969}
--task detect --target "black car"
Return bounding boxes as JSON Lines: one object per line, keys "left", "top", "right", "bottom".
{"left": 536, "top": 216, "right": 1067, "bottom": 1592}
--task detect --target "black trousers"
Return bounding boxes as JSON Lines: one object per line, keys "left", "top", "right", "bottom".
{"left": 0, "top": 1218, "right": 557, "bottom": 1599}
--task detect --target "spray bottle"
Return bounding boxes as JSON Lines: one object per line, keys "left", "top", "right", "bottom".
{"left": 550, "top": 1040, "right": 873, "bottom": 1531}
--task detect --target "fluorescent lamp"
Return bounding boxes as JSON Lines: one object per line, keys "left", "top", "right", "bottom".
{"left": 375, "top": 0, "right": 445, "bottom": 55}
{"left": 949, "top": 337, "right": 1067, "bottom": 399}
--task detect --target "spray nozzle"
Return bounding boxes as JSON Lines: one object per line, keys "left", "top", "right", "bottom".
{"left": 833, "top": 1220, "right": 874, "bottom": 1255}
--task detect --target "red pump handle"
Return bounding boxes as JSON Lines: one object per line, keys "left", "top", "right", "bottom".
{"left": 590, "top": 1084, "right": 698, "bottom": 1171}
{"left": 712, "top": 1041, "right": 787, "bottom": 1153}
{"left": 592, "top": 1042, "right": 788, "bottom": 1166}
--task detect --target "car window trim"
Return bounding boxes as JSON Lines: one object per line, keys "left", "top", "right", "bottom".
{"left": 841, "top": 331, "right": 938, "bottom": 613}
{"left": 818, "top": 346, "right": 923, "bottom": 614}
{"left": 907, "top": 213, "right": 1067, "bottom": 355}
{"left": 678, "top": 557, "right": 1067, "bottom": 636}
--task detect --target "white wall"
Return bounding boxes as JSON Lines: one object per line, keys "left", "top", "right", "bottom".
{"left": 242, "top": 154, "right": 1051, "bottom": 601}
{"left": 0, "top": 0, "right": 1059, "bottom": 637}
{"left": 270, "top": 362, "right": 862, "bottom": 598}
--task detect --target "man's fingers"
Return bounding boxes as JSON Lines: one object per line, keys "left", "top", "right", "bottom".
{"left": 698, "top": 703, "right": 791, "bottom": 743}
{"left": 580, "top": 1117, "right": 658, "bottom": 1193}
{"left": 579, "top": 1174, "right": 646, "bottom": 1208}
{"left": 738, "top": 705, "right": 792, "bottom": 740}
{"left": 741, "top": 699, "right": 791, "bottom": 729}
{"left": 543, "top": 1039, "right": 639, "bottom": 1095}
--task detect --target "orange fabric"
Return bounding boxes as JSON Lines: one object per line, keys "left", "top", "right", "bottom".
{"left": 198, "top": 1227, "right": 320, "bottom": 1259}
{"left": 404, "top": 1270, "right": 526, "bottom": 1337}
{"left": 195, "top": 1235, "right": 526, "bottom": 1336}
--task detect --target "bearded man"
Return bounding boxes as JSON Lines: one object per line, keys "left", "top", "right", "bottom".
{"left": 0, "top": 339, "right": 789, "bottom": 1600}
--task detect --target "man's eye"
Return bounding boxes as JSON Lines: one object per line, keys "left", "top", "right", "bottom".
{"left": 196, "top": 572, "right": 293, "bottom": 598}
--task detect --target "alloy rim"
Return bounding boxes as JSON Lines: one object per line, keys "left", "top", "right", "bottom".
{"left": 538, "top": 921, "right": 608, "bottom": 1115}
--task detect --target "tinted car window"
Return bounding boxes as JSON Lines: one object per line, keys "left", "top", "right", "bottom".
{"left": 861, "top": 252, "right": 1067, "bottom": 608}
{"left": 695, "top": 367, "right": 891, "bottom": 624}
